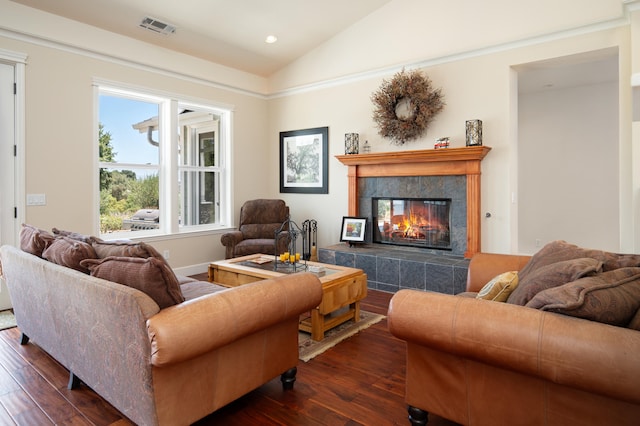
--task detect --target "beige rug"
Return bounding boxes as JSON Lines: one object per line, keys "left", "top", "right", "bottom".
{"left": 298, "top": 310, "right": 385, "bottom": 362}
{"left": 0, "top": 310, "right": 16, "bottom": 331}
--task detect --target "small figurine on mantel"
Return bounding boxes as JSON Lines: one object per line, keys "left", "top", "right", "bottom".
{"left": 434, "top": 137, "right": 450, "bottom": 149}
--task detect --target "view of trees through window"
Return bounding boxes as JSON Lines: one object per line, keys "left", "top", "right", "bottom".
{"left": 99, "top": 94, "right": 160, "bottom": 234}
{"left": 98, "top": 88, "right": 224, "bottom": 235}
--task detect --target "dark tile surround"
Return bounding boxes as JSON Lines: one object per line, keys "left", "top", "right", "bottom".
{"left": 319, "top": 243, "right": 469, "bottom": 295}
{"left": 358, "top": 175, "right": 467, "bottom": 257}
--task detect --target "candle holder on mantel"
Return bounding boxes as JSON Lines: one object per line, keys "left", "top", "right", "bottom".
{"left": 274, "top": 215, "right": 308, "bottom": 272}
{"left": 344, "top": 133, "right": 359, "bottom": 154}
{"left": 466, "top": 120, "right": 483, "bottom": 146}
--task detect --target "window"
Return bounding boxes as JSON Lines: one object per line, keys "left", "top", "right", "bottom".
{"left": 97, "top": 84, "right": 231, "bottom": 237}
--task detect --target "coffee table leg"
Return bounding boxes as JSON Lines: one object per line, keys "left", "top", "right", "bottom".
{"left": 352, "top": 301, "right": 361, "bottom": 323}
{"left": 311, "top": 308, "right": 324, "bottom": 341}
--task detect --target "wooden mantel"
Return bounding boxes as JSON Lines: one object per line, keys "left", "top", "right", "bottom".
{"left": 335, "top": 146, "right": 491, "bottom": 258}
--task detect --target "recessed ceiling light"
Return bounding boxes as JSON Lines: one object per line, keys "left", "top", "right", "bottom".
{"left": 265, "top": 35, "right": 278, "bottom": 44}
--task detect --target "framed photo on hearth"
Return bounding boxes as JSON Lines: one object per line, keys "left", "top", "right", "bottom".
{"left": 340, "top": 216, "right": 367, "bottom": 244}
{"left": 280, "top": 126, "right": 328, "bottom": 194}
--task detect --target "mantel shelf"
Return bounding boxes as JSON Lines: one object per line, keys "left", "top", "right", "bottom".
{"left": 335, "top": 146, "right": 491, "bottom": 167}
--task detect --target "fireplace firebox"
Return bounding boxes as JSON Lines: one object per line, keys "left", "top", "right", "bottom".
{"left": 373, "top": 197, "right": 452, "bottom": 250}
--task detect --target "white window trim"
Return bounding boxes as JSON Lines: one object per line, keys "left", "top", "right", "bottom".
{"left": 93, "top": 79, "right": 234, "bottom": 240}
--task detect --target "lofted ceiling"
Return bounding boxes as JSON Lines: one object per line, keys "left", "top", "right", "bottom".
{"left": 10, "top": 0, "right": 391, "bottom": 77}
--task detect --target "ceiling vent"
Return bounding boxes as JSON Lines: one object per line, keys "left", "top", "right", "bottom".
{"left": 139, "top": 16, "right": 176, "bottom": 35}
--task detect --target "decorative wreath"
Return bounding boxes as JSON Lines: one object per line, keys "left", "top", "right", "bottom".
{"left": 371, "top": 68, "right": 445, "bottom": 145}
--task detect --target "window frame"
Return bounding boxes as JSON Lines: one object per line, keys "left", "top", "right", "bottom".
{"left": 94, "top": 81, "right": 233, "bottom": 239}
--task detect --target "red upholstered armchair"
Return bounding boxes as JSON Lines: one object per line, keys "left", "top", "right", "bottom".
{"left": 220, "top": 199, "right": 290, "bottom": 259}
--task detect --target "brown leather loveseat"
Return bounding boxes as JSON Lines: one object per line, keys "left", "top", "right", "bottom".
{"left": 389, "top": 242, "right": 640, "bottom": 425}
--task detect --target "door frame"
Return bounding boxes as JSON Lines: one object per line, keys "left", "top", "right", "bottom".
{"left": 0, "top": 48, "right": 26, "bottom": 248}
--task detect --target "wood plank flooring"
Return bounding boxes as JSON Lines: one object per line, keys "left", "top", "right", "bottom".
{"left": 0, "top": 288, "right": 458, "bottom": 425}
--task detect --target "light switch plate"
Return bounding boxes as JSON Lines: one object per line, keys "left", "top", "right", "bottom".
{"left": 26, "top": 193, "right": 46, "bottom": 206}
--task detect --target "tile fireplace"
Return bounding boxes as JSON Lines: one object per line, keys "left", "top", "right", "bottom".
{"left": 336, "top": 146, "right": 491, "bottom": 258}
{"left": 325, "top": 147, "right": 490, "bottom": 294}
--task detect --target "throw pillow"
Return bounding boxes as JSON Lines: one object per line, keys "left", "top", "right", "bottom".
{"left": 507, "top": 257, "right": 602, "bottom": 306}
{"left": 51, "top": 227, "right": 96, "bottom": 243}
{"left": 80, "top": 256, "right": 185, "bottom": 309}
{"left": 525, "top": 267, "right": 640, "bottom": 327}
{"left": 518, "top": 241, "right": 640, "bottom": 284}
{"left": 42, "top": 237, "right": 97, "bottom": 273}
{"left": 92, "top": 240, "right": 163, "bottom": 259}
{"left": 476, "top": 271, "right": 519, "bottom": 302}
{"left": 20, "top": 224, "right": 55, "bottom": 257}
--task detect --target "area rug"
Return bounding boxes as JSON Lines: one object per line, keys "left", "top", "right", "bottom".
{"left": 0, "top": 310, "right": 16, "bottom": 331}
{"left": 298, "top": 310, "right": 385, "bottom": 362}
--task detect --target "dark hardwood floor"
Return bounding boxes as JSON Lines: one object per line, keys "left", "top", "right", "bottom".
{"left": 0, "top": 287, "right": 458, "bottom": 425}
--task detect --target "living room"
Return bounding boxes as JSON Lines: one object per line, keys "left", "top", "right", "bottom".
{"left": 1, "top": 1, "right": 640, "bottom": 424}
{"left": 0, "top": 0, "right": 638, "bottom": 279}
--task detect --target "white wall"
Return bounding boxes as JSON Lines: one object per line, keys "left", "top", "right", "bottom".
{"left": 268, "top": 28, "right": 631, "bottom": 255}
{"left": 0, "top": 28, "right": 271, "bottom": 270}
{"left": 268, "top": 0, "right": 625, "bottom": 93}
{"left": 518, "top": 81, "right": 619, "bottom": 253}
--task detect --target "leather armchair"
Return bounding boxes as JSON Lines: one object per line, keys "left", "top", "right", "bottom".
{"left": 221, "top": 199, "right": 290, "bottom": 259}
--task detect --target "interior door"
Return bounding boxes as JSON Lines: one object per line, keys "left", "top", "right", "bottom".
{"left": 0, "top": 61, "right": 16, "bottom": 309}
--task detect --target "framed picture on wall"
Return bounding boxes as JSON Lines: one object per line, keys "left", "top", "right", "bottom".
{"left": 340, "top": 216, "right": 367, "bottom": 244}
{"left": 280, "top": 126, "right": 329, "bottom": 194}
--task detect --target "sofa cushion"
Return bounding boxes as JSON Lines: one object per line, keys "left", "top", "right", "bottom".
{"left": 81, "top": 256, "right": 185, "bottom": 309}
{"left": 239, "top": 223, "right": 282, "bottom": 240}
{"left": 627, "top": 309, "right": 640, "bottom": 331}
{"left": 180, "top": 280, "right": 228, "bottom": 301}
{"left": 43, "top": 237, "right": 97, "bottom": 273}
{"left": 525, "top": 267, "right": 640, "bottom": 327}
{"left": 20, "top": 224, "right": 55, "bottom": 257}
{"left": 507, "top": 257, "right": 602, "bottom": 306}
{"left": 234, "top": 238, "right": 280, "bottom": 257}
{"left": 476, "top": 271, "right": 519, "bottom": 302}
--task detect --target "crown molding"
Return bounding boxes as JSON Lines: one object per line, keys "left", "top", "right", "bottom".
{"left": 268, "top": 11, "right": 630, "bottom": 99}
{"left": 0, "top": 26, "right": 268, "bottom": 100}
{"left": 624, "top": 0, "right": 640, "bottom": 12}
{"left": 0, "top": 1, "right": 635, "bottom": 100}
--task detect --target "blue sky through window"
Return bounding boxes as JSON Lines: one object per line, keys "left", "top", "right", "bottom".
{"left": 99, "top": 95, "right": 159, "bottom": 165}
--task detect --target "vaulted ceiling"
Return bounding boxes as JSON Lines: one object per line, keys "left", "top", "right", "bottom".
{"left": 10, "top": 0, "right": 391, "bottom": 77}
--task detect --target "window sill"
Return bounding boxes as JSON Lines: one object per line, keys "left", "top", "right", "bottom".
{"left": 100, "top": 226, "right": 236, "bottom": 243}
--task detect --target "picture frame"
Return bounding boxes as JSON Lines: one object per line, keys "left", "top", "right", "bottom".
{"left": 280, "top": 126, "right": 328, "bottom": 194}
{"left": 340, "top": 216, "right": 367, "bottom": 244}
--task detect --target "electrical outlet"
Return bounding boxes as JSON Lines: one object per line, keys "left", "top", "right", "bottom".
{"left": 163, "top": 250, "right": 170, "bottom": 259}
{"left": 535, "top": 239, "right": 541, "bottom": 248}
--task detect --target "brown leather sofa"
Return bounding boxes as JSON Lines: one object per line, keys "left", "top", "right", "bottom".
{"left": 1, "top": 244, "right": 322, "bottom": 426}
{"left": 388, "top": 252, "right": 640, "bottom": 426}
{"left": 221, "top": 199, "right": 290, "bottom": 259}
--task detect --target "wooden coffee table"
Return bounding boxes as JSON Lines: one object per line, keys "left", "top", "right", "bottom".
{"left": 208, "top": 254, "right": 368, "bottom": 341}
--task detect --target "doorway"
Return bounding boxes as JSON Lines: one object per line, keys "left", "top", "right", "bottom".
{"left": 0, "top": 54, "right": 25, "bottom": 310}
{"left": 515, "top": 48, "right": 619, "bottom": 254}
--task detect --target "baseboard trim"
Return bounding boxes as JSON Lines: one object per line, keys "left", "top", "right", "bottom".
{"left": 174, "top": 262, "right": 210, "bottom": 277}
